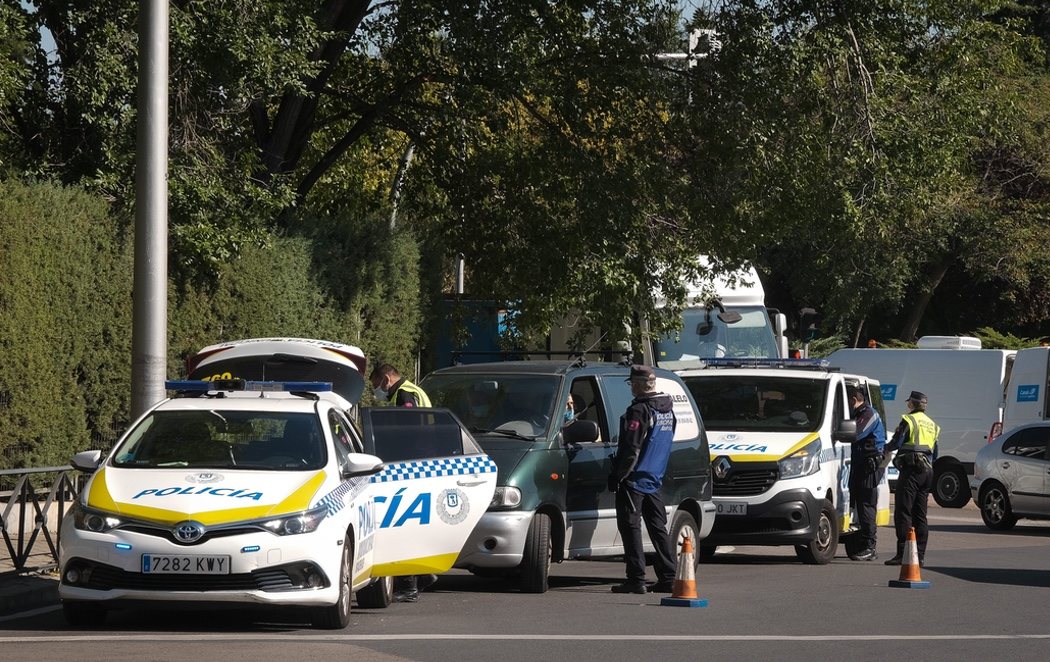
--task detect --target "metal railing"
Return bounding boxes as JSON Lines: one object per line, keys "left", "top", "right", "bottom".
{"left": 0, "top": 466, "right": 80, "bottom": 576}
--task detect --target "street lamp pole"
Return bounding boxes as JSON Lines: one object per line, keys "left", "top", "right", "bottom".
{"left": 130, "top": 0, "right": 169, "bottom": 418}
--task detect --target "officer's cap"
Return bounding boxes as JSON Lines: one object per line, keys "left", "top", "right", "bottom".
{"left": 626, "top": 365, "right": 656, "bottom": 382}
{"left": 907, "top": 390, "right": 928, "bottom": 405}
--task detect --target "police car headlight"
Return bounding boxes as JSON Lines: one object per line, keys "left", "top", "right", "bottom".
{"left": 778, "top": 439, "right": 822, "bottom": 479}
{"left": 260, "top": 505, "right": 328, "bottom": 536}
{"left": 489, "top": 486, "right": 522, "bottom": 510}
{"left": 71, "top": 503, "right": 123, "bottom": 533}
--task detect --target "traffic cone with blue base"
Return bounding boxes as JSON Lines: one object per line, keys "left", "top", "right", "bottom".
{"left": 660, "top": 536, "right": 708, "bottom": 607}
{"left": 888, "top": 528, "right": 930, "bottom": 589}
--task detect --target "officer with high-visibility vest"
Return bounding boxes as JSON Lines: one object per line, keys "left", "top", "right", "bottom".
{"left": 368, "top": 362, "right": 434, "bottom": 602}
{"left": 369, "top": 363, "right": 432, "bottom": 407}
{"left": 883, "top": 390, "right": 940, "bottom": 567}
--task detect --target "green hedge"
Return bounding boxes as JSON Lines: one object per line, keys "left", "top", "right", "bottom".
{"left": 0, "top": 182, "right": 422, "bottom": 468}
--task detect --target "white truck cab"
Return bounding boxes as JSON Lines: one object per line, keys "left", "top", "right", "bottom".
{"left": 999, "top": 346, "right": 1050, "bottom": 433}
{"left": 679, "top": 359, "right": 890, "bottom": 564}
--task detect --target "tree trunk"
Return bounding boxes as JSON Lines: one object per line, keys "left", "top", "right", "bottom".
{"left": 899, "top": 257, "right": 952, "bottom": 342}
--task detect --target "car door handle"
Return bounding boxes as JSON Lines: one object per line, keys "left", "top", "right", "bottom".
{"left": 457, "top": 479, "right": 486, "bottom": 487}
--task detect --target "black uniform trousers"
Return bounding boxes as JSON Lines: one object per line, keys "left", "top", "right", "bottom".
{"left": 615, "top": 486, "right": 676, "bottom": 583}
{"left": 849, "top": 457, "right": 879, "bottom": 552}
{"left": 894, "top": 463, "right": 934, "bottom": 559}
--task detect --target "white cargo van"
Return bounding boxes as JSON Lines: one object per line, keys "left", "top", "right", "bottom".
{"left": 829, "top": 338, "right": 1016, "bottom": 508}
{"left": 679, "top": 359, "right": 890, "bottom": 564}
{"left": 999, "top": 346, "right": 1050, "bottom": 433}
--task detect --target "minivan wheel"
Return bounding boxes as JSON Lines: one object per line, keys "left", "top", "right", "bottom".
{"left": 980, "top": 481, "right": 1018, "bottom": 531}
{"left": 670, "top": 510, "right": 700, "bottom": 571}
{"left": 795, "top": 499, "right": 839, "bottom": 565}
{"left": 519, "top": 512, "right": 552, "bottom": 593}
{"left": 933, "top": 465, "right": 970, "bottom": 508}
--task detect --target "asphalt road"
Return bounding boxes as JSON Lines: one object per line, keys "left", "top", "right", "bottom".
{"left": 2, "top": 502, "right": 1049, "bottom": 662}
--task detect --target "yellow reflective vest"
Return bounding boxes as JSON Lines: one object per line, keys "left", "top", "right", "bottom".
{"left": 390, "top": 379, "right": 432, "bottom": 407}
{"left": 902, "top": 411, "right": 939, "bottom": 453}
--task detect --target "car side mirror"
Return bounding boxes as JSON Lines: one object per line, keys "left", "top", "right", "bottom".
{"left": 833, "top": 420, "right": 857, "bottom": 444}
{"left": 70, "top": 450, "right": 103, "bottom": 473}
{"left": 342, "top": 452, "right": 384, "bottom": 479}
{"left": 562, "top": 419, "right": 600, "bottom": 445}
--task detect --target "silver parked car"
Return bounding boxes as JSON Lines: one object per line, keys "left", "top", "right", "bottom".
{"left": 970, "top": 423, "right": 1050, "bottom": 530}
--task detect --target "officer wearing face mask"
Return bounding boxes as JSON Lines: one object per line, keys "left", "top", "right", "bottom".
{"left": 369, "top": 364, "right": 432, "bottom": 408}
{"left": 367, "top": 363, "right": 433, "bottom": 602}
{"left": 563, "top": 394, "right": 577, "bottom": 427}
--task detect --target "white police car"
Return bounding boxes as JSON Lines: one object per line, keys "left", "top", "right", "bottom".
{"left": 59, "top": 376, "right": 496, "bottom": 628}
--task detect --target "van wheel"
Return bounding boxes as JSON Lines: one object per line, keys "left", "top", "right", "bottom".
{"left": 355, "top": 575, "right": 393, "bottom": 609}
{"left": 979, "top": 481, "right": 1018, "bottom": 530}
{"left": 933, "top": 465, "right": 970, "bottom": 508}
{"left": 795, "top": 499, "right": 838, "bottom": 565}
{"left": 62, "top": 601, "right": 106, "bottom": 627}
{"left": 670, "top": 510, "right": 700, "bottom": 571}
{"left": 312, "top": 535, "right": 352, "bottom": 629}
{"left": 519, "top": 513, "right": 551, "bottom": 593}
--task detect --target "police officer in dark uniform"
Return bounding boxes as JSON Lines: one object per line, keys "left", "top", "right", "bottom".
{"left": 607, "top": 365, "right": 677, "bottom": 594}
{"left": 368, "top": 363, "right": 434, "bottom": 602}
{"left": 883, "top": 390, "right": 940, "bottom": 566}
{"left": 847, "top": 385, "right": 886, "bottom": 561}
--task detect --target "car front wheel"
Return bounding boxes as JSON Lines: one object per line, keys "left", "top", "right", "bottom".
{"left": 313, "top": 534, "right": 353, "bottom": 629}
{"left": 980, "top": 482, "right": 1018, "bottom": 531}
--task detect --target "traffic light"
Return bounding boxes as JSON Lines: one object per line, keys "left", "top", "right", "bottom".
{"left": 798, "top": 308, "right": 821, "bottom": 343}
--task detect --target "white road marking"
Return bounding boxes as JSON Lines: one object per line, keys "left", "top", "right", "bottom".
{"left": 2, "top": 633, "right": 1050, "bottom": 643}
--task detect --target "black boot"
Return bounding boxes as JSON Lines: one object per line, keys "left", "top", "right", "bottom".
{"left": 394, "top": 575, "right": 419, "bottom": 603}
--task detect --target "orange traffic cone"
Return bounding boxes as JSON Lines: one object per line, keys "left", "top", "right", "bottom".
{"left": 660, "top": 536, "right": 709, "bottom": 607}
{"left": 888, "top": 528, "right": 930, "bottom": 589}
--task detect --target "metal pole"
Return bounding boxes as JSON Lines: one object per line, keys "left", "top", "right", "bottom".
{"left": 130, "top": 0, "right": 169, "bottom": 418}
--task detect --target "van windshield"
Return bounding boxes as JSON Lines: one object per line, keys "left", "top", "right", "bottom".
{"left": 654, "top": 306, "right": 779, "bottom": 370}
{"left": 684, "top": 375, "right": 827, "bottom": 433}
{"left": 421, "top": 373, "right": 559, "bottom": 441}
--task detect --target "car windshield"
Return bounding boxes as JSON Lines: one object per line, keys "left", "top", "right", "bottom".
{"left": 420, "top": 373, "right": 559, "bottom": 441}
{"left": 684, "top": 375, "right": 827, "bottom": 433}
{"left": 111, "top": 410, "right": 326, "bottom": 470}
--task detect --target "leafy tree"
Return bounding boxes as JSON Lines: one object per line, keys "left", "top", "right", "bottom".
{"left": 682, "top": 0, "right": 1050, "bottom": 343}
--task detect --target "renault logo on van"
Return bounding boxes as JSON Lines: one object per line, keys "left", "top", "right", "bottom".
{"left": 713, "top": 456, "right": 732, "bottom": 481}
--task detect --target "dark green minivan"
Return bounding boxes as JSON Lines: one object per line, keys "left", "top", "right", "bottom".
{"left": 420, "top": 360, "right": 715, "bottom": 593}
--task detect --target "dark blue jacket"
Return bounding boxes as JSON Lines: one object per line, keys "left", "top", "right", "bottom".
{"left": 611, "top": 392, "right": 676, "bottom": 494}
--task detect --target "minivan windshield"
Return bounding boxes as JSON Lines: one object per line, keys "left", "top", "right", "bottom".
{"left": 421, "top": 373, "right": 559, "bottom": 441}
{"left": 684, "top": 375, "right": 827, "bottom": 433}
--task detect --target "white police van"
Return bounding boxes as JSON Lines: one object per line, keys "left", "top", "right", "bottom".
{"left": 679, "top": 359, "right": 890, "bottom": 563}
{"left": 59, "top": 339, "right": 496, "bottom": 628}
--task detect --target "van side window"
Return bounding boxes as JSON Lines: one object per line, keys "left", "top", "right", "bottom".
{"left": 570, "top": 377, "right": 606, "bottom": 442}
{"left": 833, "top": 382, "right": 846, "bottom": 422}
{"left": 601, "top": 376, "right": 637, "bottom": 446}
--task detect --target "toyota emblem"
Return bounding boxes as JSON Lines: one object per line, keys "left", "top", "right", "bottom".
{"left": 713, "top": 456, "right": 731, "bottom": 481}
{"left": 173, "top": 521, "right": 205, "bottom": 544}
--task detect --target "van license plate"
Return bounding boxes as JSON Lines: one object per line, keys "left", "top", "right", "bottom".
{"left": 715, "top": 502, "right": 747, "bottom": 516}
{"left": 141, "top": 554, "right": 231, "bottom": 574}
